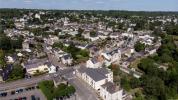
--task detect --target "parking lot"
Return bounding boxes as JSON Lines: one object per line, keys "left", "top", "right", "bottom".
{"left": 0, "top": 86, "right": 46, "bottom": 100}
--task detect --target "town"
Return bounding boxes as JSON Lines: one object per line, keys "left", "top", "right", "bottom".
{"left": 0, "top": 9, "right": 178, "bottom": 100}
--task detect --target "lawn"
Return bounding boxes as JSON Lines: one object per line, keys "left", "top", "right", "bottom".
{"left": 38, "top": 80, "right": 75, "bottom": 100}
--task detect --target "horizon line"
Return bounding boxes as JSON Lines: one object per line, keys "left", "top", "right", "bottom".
{"left": 0, "top": 8, "right": 178, "bottom": 12}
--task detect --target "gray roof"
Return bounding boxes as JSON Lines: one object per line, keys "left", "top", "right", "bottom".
{"left": 24, "top": 58, "right": 48, "bottom": 70}
{"left": 101, "top": 82, "right": 121, "bottom": 94}
{"left": 106, "top": 48, "right": 119, "bottom": 56}
{"left": 78, "top": 67, "right": 110, "bottom": 82}
{"left": 63, "top": 54, "right": 72, "bottom": 60}
{"left": 91, "top": 57, "right": 98, "bottom": 64}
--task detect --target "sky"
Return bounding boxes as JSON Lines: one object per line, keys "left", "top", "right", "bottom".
{"left": 0, "top": 0, "right": 178, "bottom": 11}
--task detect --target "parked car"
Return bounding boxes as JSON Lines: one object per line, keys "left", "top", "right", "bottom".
{"left": 0, "top": 92, "right": 7, "bottom": 97}
{"left": 15, "top": 89, "right": 23, "bottom": 93}
{"left": 11, "top": 91, "right": 15, "bottom": 95}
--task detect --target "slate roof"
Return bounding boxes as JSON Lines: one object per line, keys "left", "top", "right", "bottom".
{"left": 78, "top": 67, "right": 110, "bottom": 82}
{"left": 24, "top": 58, "right": 48, "bottom": 70}
{"left": 91, "top": 57, "right": 98, "bottom": 64}
{"left": 101, "top": 82, "right": 121, "bottom": 94}
{"left": 63, "top": 54, "right": 72, "bottom": 60}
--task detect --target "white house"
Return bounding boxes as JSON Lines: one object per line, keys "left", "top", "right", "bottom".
{"left": 110, "top": 32, "right": 120, "bottom": 39}
{"left": 35, "top": 13, "right": 41, "bottom": 19}
{"left": 45, "top": 35, "right": 59, "bottom": 45}
{"left": 121, "top": 33, "right": 134, "bottom": 38}
{"left": 100, "top": 82, "right": 123, "bottom": 100}
{"left": 68, "top": 31, "right": 78, "bottom": 36}
{"left": 76, "top": 67, "right": 113, "bottom": 92}
{"left": 48, "top": 64, "right": 57, "bottom": 74}
{"left": 22, "top": 40, "right": 29, "bottom": 50}
{"left": 23, "top": 58, "right": 49, "bottom": 75}
{"left": 76, "top": 67, "right": 123, "bottom": 100}
{"left": 53, "top": 48, "right": 65, "bottom": 60}
{"left": 101, "top": 48, "right": 121, "bottom": 66}
{"left": 6, "top": 56, "right": 15, "bottom": 63}
{"left": 86, "top": 57, "right": 102, "bottom": 68}
{"left": 61, "top": 54, "right": 73, "bottom": 65}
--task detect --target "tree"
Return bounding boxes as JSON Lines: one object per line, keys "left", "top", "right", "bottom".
{"left": 130, "top": 77, "right": 141, "bottom": 88}
{"left": 121, "top": 77, "right": 131, "bottom": 91}
{"left": 141, "top": 76, "right": 166, "bottom": 100}
{"left": 134, "top": 42, "right": 146, "bottom": 52}
{"left": 7, "top": 64, "right": 25, "bottom": 81}
{"left": 90, "top": 31, "right": 97, "bottom": 37}
{"left": 0, "top": 35, "right": 11, "bottom": 50}
{"left": 0, "top": 49, "right": 5, "bottom": 67}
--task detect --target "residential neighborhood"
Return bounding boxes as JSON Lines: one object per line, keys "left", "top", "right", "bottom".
{"left": 0, "top": 5, "right": 178, "bottom": 100}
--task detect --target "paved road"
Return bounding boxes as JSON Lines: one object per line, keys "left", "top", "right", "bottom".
{"left": 61, "top": 70, "right": 99, "bottom": 100}
{"left": 68, "top": 78, "right": 99, "bottom": 100}
{"left": 0, "top": 74, "right": 51, "bottom": 91}
{"left": 0, "top": 68, "right": 74, "bottom": 91}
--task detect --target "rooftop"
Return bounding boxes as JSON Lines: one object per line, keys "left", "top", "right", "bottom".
{"left": 101, "top": 81, "right": 121, "bottom": 94}
{"left": 24, "top": 58, "right": 48, "bottom": 70}
{"left": 78, "top": 67, "right": 110, "bottom": 82}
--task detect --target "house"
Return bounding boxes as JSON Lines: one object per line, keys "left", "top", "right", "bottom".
{"left": 86, "top": 57, "right": 103, "bottom": 68}
{"left": 139, "top": 35, "right": 155, "bottom": 46}
{"left": 47, "top": 63, "right": 57, "bottom": 74}
{"left": 53, "top": 76, "right": 67, "bottom": 87}
{"left": 100, "top": 82, "right": 123, "bottom": 100}
{"left": 83, "top": 31, "right": 100, "bottom": 41}
{"left": 123, "top": 48, "right": 135, "bottom": 57}
{"left": 53, "top": 48, "right": 66, "bottom": 60}
{"left": 75, "top": 44, "right": 88, "bottom": 50}
{"left": 121, "top": 33, "right": 134, "bottom": 38}
{"left": 5, "top": 56, "right": 15, "bottom": 63}
{"left": 44, "top": 35, "right": 59, "bottom": 45}
{"left": 68, "top": 31, "right": 78, "bottom": 36}
{"left": 110, "top": 32, "right": 120, "bottom": 39}
{"left": 35, "top": 13, "right": 41, "bottom": 19}
{"left": 22, "top": 40, "right": 29, "bottom": 50}
{"left": 76, "top": 67, "right": 113, "bottom": 92}
{"left": 98, "top": 32, "right": 108, "bottom": 40}
{"left": 61, "top": 54, "right": 73, "bottom": 65}
{"left": 86, "top": 44, "right": 100, "bottom": 57}
{"left": 0, "top": 64, "right": 13, "bottom": 82}
{"left": 23, "top": 58, "right": 49, "bottom": 75}
{"left": 145, "top": 47, "right": 158, "bottom": 55}
{"left": 101, "top": 48, "right": 121, "bottom": 66}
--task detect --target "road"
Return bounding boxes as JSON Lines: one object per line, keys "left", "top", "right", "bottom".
{"left": 0, "top": 75, "right": 50, "bottom": 91}
{"left": 59, "top": 71, "right": 99, "bottom": 100}
{"left": 0, "top": 68, "right": 74, "bottom": 91}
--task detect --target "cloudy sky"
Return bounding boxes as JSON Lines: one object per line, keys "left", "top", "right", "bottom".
{"left": 0, "top": 0, "right": 178, "bottom": 11}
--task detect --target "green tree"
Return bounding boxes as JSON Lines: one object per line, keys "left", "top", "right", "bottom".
{"left": 121, "top": 77, "right": 131, "bottom": 91}
{"left": 0, "top": 35, "right": 11, "bottom": 50}
{"left": 0, "top": 49, "right": 5, "bottom": 67}
{"left": 134, "top": 42, "right": 146, "bottom": 52}
{"left": 90, "top": 31, "right": 97, "bottom": 37}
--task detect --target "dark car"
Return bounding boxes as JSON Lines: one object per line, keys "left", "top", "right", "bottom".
{"left": 31, "top": 86, "right": 35, "bottom": 90}
{"left": 15, "top": 89, "right": 23, "bottom": 93}
{"left": 11, "top": 91, "right": 15, "bottom": 95}
{"left": 0, "top": 92, "right": 7, "bottom": 97}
